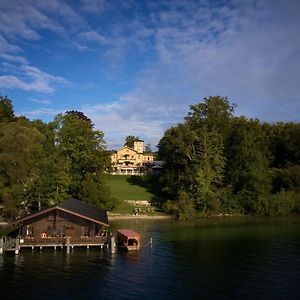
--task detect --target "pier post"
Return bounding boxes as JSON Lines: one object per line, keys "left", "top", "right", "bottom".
{"left": 0, "top": 237, "right": 4, "bottom": 254}
{"left": 150, "top": 237, "right": 152, "bottom": 249}
{"left": 15, "top": 238, "right": 20, "bottom": 255}
{"left": 110, "top": 236, "right": 115, "bottom": 253}
{"left": 66, "top": 236, "right": 70, "bottom": 254}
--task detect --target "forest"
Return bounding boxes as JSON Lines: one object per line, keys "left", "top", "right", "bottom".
{"left": 158, "top": 96, "right": 300, "bottom": 219}
{"left": 1, "top": 95, "right": 300, "bottom": 219}
{"left": 0, "top": 95, "right": 113, "bottom": 217}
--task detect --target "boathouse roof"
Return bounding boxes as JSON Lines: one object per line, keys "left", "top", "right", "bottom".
{"left": 13, "top": 198, "right": 109, "bottom": 226}
{"left": 117, "top": 229, "right": 140, "bottom": 238}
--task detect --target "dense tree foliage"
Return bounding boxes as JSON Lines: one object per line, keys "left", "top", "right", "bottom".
{"left": 1, "top": 95, "right": 300, "bottom": 219}
{"left": 0, "top": 98, "right": 112, "bottom": 217}
{"left": 159, "top": 96, "right": 300, "bottom": 218}
{"left": 124, "top": 135, "right": 140, "bottom": 148}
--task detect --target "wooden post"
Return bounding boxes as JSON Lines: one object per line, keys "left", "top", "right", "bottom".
{"left": 66, "top": 236, "right": 70, "bottom": 254}
{"left": 0, "top": 237, "right": 4, "bottom": 254}
{"left": 110, "top": 236, "right": 115, "bottom": 253}
{"left": 150, "top": 237, "right": 152, "bottom": 249}
{"left": 15, "top": 238, "right": 20, "bottom": 255}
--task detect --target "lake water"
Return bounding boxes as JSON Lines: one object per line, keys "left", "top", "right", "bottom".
{"left": 1, "top": 217, "right": 300, "bottom": 299}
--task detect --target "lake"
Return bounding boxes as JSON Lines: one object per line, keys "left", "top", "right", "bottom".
{"left": 1, "top": 217, "right": 300, "bottom": 299}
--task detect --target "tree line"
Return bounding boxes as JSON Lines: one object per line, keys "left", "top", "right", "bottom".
{"left": 158, "top": 96, "right": 300, "bottom": 219}
{"left": 0, "top": 96, "right": 115, "bottom": 217}
{"left": 1, "top": 95, "right": 300, "bottom": 219}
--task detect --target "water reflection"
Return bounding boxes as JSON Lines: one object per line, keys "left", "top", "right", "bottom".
{"left": 0, "top": 218, "right": 300, "bottom": 299}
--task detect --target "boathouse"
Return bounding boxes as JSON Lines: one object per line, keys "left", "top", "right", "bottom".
{"left": 116, "top": 229, "right": 141, "bottom": 250}
{"left": 2, "top": 199, "right": 109, "bottom": 253}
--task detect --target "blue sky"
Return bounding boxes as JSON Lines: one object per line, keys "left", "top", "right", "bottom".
{"left": 0, "top": 0, "right": 299, "bottom": 150}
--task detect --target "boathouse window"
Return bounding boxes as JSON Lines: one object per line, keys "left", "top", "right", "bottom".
{"left": 25, "top": 225, "right": 33, "bottom": 237}
{"left": 84, "top": 226, "right": 91, "bottom": 237}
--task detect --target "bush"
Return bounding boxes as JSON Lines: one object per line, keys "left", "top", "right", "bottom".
{"left": 255, "top": 190, "right": 300, "bottom": 216}
{"left": 162, "top": 191, "right": 196, "bottom": 220}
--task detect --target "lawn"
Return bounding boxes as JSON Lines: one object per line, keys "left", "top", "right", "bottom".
{"left": 104, "top": 175, "right": 156, "bottom": 201}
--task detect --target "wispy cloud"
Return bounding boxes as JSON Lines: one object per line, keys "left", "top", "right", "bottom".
{"left": 0, "top": 0, "right": 299, "bottom": 149}
{"left": 80, "top": 0, "right": 108, "bottom": 14}
{"left": 31, "top": 98, "right": 52, "bottom": 105}
{"left": 0, "top": 65, "right": 70, "bottom": 93}
{"left": 78, "top": 30, "right": 107, "bottom": 45}
{"left": 79, "top": 0, "right": 300, "bottom": 148}
{"left": 17, "top": 107, "right": 61, "bottom": 119}
{"left": 0, "top": 53, "right": 28, "bottom": 64}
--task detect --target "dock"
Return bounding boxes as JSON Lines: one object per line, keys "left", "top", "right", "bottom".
{"left": 0, "top": 236, "right": 109, "bottom": 254}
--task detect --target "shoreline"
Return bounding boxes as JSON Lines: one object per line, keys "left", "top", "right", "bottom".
{"left": 108, "top": 213, "right": 173, "bottom": 220}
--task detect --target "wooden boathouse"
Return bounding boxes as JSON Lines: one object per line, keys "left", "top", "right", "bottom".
{"left": 0, "top": 198, "right": 109, "bottom": 254}
{"left": 116, "top": 229, "right": 141, "bottom": 250}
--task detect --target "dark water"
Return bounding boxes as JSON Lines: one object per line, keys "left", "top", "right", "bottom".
{"left": 1, "top": 217, "right": 300, "bottom": 299}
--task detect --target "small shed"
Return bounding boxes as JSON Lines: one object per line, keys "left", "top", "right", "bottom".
{"left": 116, "top": 229, "right": 140, "bottom": 250}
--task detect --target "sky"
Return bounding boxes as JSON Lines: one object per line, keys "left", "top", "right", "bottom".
{"left": 0, "top": 0, "right": 300, "bottom": 150}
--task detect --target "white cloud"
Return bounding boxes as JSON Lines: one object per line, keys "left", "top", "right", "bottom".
{"left": 81, "top": 0, "right": 300, "bottom": 148}
{"left": 0, "top": 53, "right": 28, "bottom": 64}
{"left": 0, "top": 34, "right": 21, "bottom": 53}
{"left": 31, "top": 98, "right": 52, "bottom": 104}
{"left": 80, "top": 0, "right": 108, "bottom": 14}
{"left": 18, "top": 107, "right": 61, "bottom": 119}
{"left": 78, "top": 30, "right": 107, "bottom": 45}
{"left": 0, "top": 65, "right": 70, "bottom": 93}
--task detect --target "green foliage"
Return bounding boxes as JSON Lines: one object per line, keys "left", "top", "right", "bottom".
{"left": 225, "top": 118, "right": 271, "bottom": 213}
{"left": 255, "top": 191, "right": 300, "bottom": 216}
{"left": 162, "top": 191, "right": 196, "bottom": 220}
{"left": 124, "top": 135, "right": 140, "bottom": 148}
{"left": 145, "top": 143, "right": 152, "bottom": 153}
{"left": 55, "top": 112, "right": 110, "bottom": 202}
{"left": 0, "top": 96, "right": 15, "bottom": 123}
{"left": 159, "top": 96, "right": 300, "bottom": 217}
{"left": 0, "top": 99, "right": 112, "bottom": 216}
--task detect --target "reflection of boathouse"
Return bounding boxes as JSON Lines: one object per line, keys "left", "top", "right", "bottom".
{"left": 1, "top": 199, "right": 109, "bottom": 254}
{"left": 111, "top": 140, "right": 154, "bottom": 175}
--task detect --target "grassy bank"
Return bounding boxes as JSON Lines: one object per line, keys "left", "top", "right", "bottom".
{"left": 105, "top": 175, "right": 160, "bottom": 201}
{"left": 105, "top": 175, "right": 164, "bottom": 215}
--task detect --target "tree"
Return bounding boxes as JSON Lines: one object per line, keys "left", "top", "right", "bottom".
{"left": 145, "top": 143, "right": 152, "bottom": 153}
{"left": 55, "top": 112, "right": 111, "bottom": 207}
{"left": 0, "top": 96, "right": 15, "bottom": 123}
{"left": 192, "top": 126, "right": 225, "bottom": 212}
{"left": 124, "top": 135, "right": 140, "bottom": 148}
{"left": 0, "top": 119, "right": 46, "bottom": 215}
{"left": 185, "top": 96, "right": 235, "bottom": 138}
{"left": 225, "top": 117, "right": 271, "bottom": 213}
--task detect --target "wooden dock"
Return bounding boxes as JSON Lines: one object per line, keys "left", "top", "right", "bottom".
{"left": 0, "top": 236, "right": 109, "bottom": 254}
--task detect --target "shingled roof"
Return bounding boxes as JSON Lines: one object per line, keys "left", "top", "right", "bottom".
{"left": 13, "top": 198, "right": 109, "bottom": 226}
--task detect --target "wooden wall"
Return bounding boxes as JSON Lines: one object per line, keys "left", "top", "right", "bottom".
{"left": 20, "top": 209, "right": 106, "bottom": 238}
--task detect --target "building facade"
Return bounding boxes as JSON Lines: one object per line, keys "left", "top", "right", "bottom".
{"left": 111, "top": 140, "right": 154, "bottom": 175}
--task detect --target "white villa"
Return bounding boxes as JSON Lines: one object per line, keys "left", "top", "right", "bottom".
{"left": 111, "top": 140, "right": 154, "bottom": 175}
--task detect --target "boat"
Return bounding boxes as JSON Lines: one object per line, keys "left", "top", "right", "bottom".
{"left": 116, "top": 229, "right": 140, "bottom": 250}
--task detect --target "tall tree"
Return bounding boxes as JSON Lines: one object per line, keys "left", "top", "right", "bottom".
{"left": 124, "top": 135, "right": 140, "bottom": 148}
{"left": 55, "top": 112, "right": 110, "bottom": 206}
{"left": 145, "top": 143, "right": 152, "bottom": 153}
{"left": 192, "top": 126, "right": 225, "bottom": 212}
{"left": 0, "top": 96, "right": 15, "bottom": 123}
{"left": 185, "top": 96, "right": 235, "bottom": 138}
{"left": 225, "top": 117, "right": 271, "bottom": 213}
{"left": 0, "top": 119, "right": 45, "bottom": 215}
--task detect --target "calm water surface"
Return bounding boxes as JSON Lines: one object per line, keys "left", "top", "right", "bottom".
{"left": 1, "top": 217, "right": 300, "bottom": 299}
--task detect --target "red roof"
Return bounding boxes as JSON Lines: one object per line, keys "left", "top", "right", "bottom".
{"left": 117, "top": 229, "right": 140, "bottom": 238}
